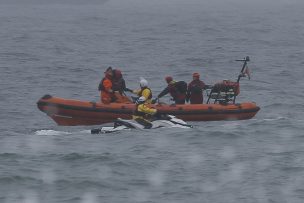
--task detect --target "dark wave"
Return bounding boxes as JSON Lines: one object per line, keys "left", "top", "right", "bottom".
{"left": 0, "top": 176, "right": 38, "bottom": 184}
{"left": 58, "top": 153, "right": 114, "bottom": 162}
{"left": 0, "top": 153, "right": 22, "bottom": 159}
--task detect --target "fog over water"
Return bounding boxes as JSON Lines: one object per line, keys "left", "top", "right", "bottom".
{"left": 1, "top": 0, "right": 304, "bottom": 202}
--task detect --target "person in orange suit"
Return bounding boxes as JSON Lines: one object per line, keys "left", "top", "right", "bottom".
{"left": 98, "top": 67, "right": 115, "bottom": 104}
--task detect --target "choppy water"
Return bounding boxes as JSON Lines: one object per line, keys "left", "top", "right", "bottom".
{"left": 1, "top": 0, "right": 304, "bottom": 202}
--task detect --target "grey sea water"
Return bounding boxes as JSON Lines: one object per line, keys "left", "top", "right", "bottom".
{"left": 1, "top": 0, "right": 304, "bottom": 202}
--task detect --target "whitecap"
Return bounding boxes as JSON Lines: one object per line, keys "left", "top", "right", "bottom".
{"left": 34, "top": 130, "right": 71, "bottom": 136}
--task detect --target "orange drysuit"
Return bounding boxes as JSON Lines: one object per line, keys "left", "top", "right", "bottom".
{"left": 99, "top": 77, "right": 114, "bottom": 104}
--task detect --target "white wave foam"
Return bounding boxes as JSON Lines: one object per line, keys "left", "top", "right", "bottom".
{"left": 35, "top": 129, "right": 91, "bottom": 136}
{"left": 79, "top": 130, "right": 91, "bottom": 134}
{"left": 220, "top": 121, "right": 242, "bottom": 129}
{"left": 35, "top": 130, "right": 71, "bottom": 136}
{"left": 262, "top": 116, "right": 285, "bottom": 121}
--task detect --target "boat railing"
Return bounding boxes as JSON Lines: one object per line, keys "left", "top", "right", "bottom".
{"left": 206, "top": 86, "right": 237, "bottom": 104}
{"left": 206, "top": 56, "right": 251, "bottom": 105}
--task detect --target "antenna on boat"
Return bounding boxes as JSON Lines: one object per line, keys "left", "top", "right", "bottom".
{"left": 206, "top": 56, "right": 251, "bottom": 105}
{"left": 236, "top": 56, "right": 250, "bottom": 83}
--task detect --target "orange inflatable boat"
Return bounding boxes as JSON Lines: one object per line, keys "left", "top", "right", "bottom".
{"left": 37, "top": 94, "right": 260, "bottom": 126}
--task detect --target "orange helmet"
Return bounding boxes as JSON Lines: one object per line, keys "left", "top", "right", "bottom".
{"left": 193, "top": 72, "right": 200, "bottom": 78}
{"left": 165, "top": 76, "right": 173, "bottom": 83}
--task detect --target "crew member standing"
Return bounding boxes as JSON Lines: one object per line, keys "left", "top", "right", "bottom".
{"left": 112, "top": 69, "right": 132, "bottom": 103}
{"left": 98, "top": 67, "right": 115, "bottom": 104}
{"left": 186, "top": 72, "right": 206, "bottom": 104}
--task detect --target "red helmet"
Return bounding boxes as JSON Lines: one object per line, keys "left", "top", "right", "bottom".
{"left": 165, "top": 76, "right": 173, "bottom": 83}
{"left": 114, "top": 69, "right": 122, "bottom": 79}
{"left": 193, "top": 72, "right": 200, "bottom": 78}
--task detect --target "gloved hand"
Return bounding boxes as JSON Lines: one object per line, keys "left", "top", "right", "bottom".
{"left": 151, "top": 98, "right": 159, "bottom": 104}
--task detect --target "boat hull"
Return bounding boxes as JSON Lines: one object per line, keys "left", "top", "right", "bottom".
{"left": 37, "top": 95, "right": 260, "bottom": 126}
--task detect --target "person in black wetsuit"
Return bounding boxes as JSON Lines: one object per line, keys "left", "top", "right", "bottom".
{"left": 154, "top": 76, "right": 187, "bottom": 104}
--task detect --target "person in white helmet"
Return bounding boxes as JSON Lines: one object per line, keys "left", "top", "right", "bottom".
{"left": 131, "top": 77, "right": 153, "bottom": 104}
{"left": 132, "top": 96, "right": 157, "bottom": 129}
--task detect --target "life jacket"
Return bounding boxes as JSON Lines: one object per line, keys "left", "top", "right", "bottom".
{"left": 112, "top": 78, "right": 125, "bottom": 92}
{"left": 168, "top": 81, "right": 186, "bottom": 100}
{"left": 112, "top": 69, "right": 124, "bottom": 92}
{"left": 190, "top": 84, "right": 202, "bottom": 94}
{"left": 113, "top": 69, "right": 122, "bottom": 79}
{"left": 175, "top": 81, "right": 187, "bottom": 94}
{"left": 98, "top": 77, "right": 113, "bottom": 93}
{"left": 133, "top": 104, "right": 147, "bottom": 117}
{"left": 98, "top": 78, "right": 107, "bottom": 91}
{"left": 133, "top": 103, "right": 156, "bottom": 119}
{"left": 138, "top": 87, "right": 152, "bottom": 99}
{"left": 189, "top": 80, "right": 205, "bottom": 94}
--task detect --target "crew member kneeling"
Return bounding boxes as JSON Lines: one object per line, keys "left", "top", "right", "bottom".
{"left": 132, "top": 96, "right": 157, "bottom": 129}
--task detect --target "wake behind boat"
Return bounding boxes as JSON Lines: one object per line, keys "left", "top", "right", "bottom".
{"left": 91, "top": 115, "right": 193, "bottom": 134}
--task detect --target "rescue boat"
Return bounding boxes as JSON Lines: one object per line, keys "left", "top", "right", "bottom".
{"left": 37, "top": 94, "right": 260, "bottom": 126}
{"left": 37, "top": 56, "right": 260, "bottom": 126}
